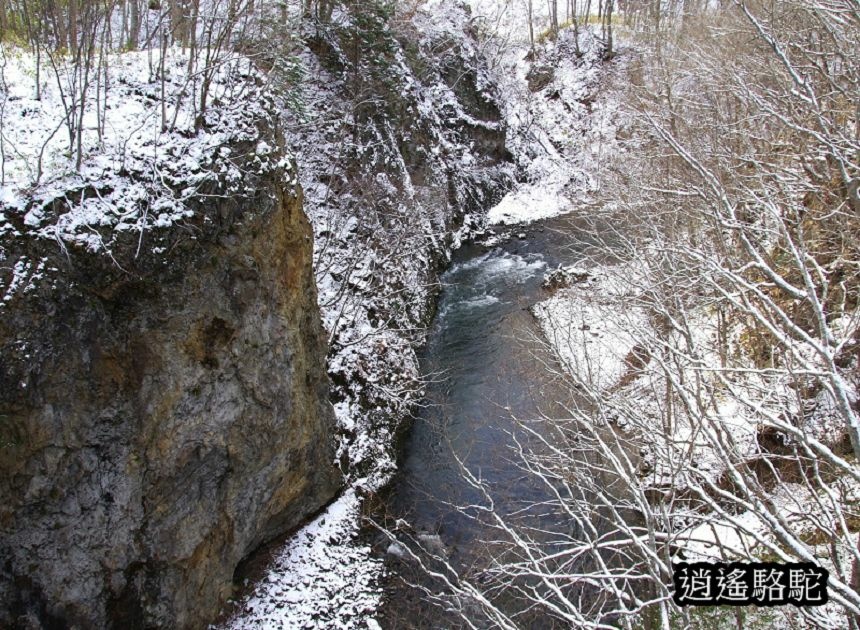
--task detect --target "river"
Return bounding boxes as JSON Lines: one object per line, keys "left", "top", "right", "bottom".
{"left": 375, "top": 215, "right": 602, "bottom": 627}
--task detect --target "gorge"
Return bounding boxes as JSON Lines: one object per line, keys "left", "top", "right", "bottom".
{"left": 2, "top": 1, "right": 859, "bottom": 628}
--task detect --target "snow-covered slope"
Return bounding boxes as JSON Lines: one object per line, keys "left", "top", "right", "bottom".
{"left": 462, "top": 3, "right": 627, "bottom": 225}
{"left": 0, "top": 46, "right": 291, "bottom": 287}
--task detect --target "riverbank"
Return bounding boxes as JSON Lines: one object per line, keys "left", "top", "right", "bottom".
{"left": 216, "top": 3, "right": 515, "bottom": 627}
{"left": 520, "top": 14, "right": 860, "bottom": 626}
{"left": 218, "top": 2, "right": 630, "bottom": 626}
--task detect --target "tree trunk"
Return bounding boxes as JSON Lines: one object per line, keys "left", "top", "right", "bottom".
{"left": 527, "top": 0, "right": 535, "bottom": 53}
{"left": 605, "top": 0, "right": 613, "bottom": 57}
{"left": 129, "top": 0, "right": 140, "bottom": 49}
{"left": 69, "top": 0, "right": 79, "bottom": 55}
{"left": 0, "top": 0, "right": 7, "bottom": 41}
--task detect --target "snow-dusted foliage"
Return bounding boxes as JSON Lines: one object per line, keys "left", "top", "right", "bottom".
{"left": 532, "top": 250, "right": 859, "bottom": 627}
{"left": 0, "top": 44, "right": 291, "bottom": 306}
{"left": 223, "top": 4, "right": 634, "bottom": 626}
{"left": 463, "top": 1, "right": 627, "bottom": 225}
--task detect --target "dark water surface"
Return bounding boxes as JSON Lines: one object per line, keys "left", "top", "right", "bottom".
{"left": 376, "top": 215, "right": 601, "bottom": 625}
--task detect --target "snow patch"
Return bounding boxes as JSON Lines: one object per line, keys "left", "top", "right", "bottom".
{"left": 533, "top": 264, "right": 644, "bottom": 391}
{"left": 219, "top": 490, "right": 383, "bottom": 629}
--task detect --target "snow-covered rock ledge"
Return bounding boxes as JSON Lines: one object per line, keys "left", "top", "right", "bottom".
{"left": 0, "top": 46, "right": 293, "bottom": 267}
{"left": 1, "top": 45, "right": 343, "bottom": 629}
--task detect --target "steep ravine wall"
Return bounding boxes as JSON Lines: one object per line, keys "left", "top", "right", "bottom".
{"left": 0, "top": 144, "right": 341, "bottom": 627}
{"left": 290, "top": 3, "right": 514, "bottom": 490}
{"left": 212, "top": 7, "right": 517, "bottom": 624}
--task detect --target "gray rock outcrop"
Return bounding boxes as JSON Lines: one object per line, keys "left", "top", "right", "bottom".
{"left": 0, "top": 136, "right": 341, "bottom": 628}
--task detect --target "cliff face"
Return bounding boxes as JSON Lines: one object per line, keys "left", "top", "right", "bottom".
{"left": 0, "top": 148, "right": 341, "bottom": 627}
{"left": 289, "top": 2, "right": 514, "bottom": 491}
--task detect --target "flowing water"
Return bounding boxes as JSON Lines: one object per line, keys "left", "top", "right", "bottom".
{"left": 376, "top": 216, "right": 602, "bottom": 626}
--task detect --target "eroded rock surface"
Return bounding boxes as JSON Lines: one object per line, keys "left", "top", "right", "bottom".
{"left": 0, "top": 139, "right": 341, "bottom": 629}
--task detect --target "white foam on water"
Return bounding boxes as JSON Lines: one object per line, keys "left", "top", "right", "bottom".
{"left": 461, "top": 295, "right": 501, "bottom": 309}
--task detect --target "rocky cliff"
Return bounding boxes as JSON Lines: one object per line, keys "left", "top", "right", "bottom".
{"left": 290, "top": 1, "right": 513, "bottom": 487}
{"left": 215, "top": 5, "right": 516, "bottom": 625}
{"left": 0, "top": 118, "right": 341, "bottom": 627}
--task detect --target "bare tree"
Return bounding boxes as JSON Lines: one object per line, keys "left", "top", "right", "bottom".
{"left": 387, "top": 1, "right": 860, "bottom": 627}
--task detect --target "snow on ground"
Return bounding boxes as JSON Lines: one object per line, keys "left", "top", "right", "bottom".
{"left": 466, "top": 0, "right": 555, "bottom": 42}
{"left": 0, "top": 43, "right": 287, "bottom": 297}
{"left": 675, "top": 476, "right": 858, "bottom": 563}
{"left": 470, "top": 4, "right": 858, "bottom": 627}
{"left": 535, "top": 258, "right": 848, "bottom": 490}
{"left": 220, "top": 489, "right": 384, "bottom": 630}
{"left": 532, "top": 263, "right": 645, "bottom": 390}
{"left": 488, "top": 178, "right": 570, "bottom": 224}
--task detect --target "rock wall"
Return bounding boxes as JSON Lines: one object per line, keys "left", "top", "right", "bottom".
{"left": 0, "top": 149, "right": 341, "bottom": 627}
{"left": 287, "top": 2, "right": 514, "bottom": 490}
